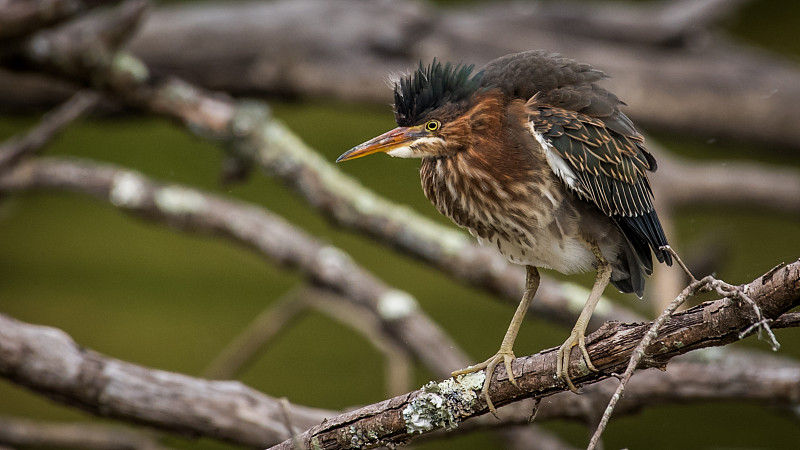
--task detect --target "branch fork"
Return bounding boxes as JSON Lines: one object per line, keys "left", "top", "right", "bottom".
{"left": 587, "top": 246, "right": 782, "bottom": 449}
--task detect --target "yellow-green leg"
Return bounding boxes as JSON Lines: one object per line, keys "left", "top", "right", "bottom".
{"left": 452, "top": 265, "right": 540, "bottom": 416}
{"left": 557, "top": 243, "right": 611, "bottom": 392}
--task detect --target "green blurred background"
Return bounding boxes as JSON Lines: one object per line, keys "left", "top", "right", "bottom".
{"left": 2, "top": 0, "right": 800, "bottom": 448}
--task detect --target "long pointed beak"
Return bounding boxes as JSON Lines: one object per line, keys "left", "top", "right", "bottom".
{"left": 337, "top": 126, "right": 423, "bottom": 162}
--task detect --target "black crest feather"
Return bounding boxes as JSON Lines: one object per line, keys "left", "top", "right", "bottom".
{"left": 394, "top": 60, "right": 483, "bottom": 127}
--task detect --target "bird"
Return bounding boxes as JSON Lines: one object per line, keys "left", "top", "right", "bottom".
{"left": 336, "top": 50, "right": 673, "bottom": 414}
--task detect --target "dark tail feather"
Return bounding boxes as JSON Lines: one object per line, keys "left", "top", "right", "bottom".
{"left": 610, "top": 231, "right": 648, "bottom": 298}
{"left": 611, "top": 209, "right": 672, "bottom": 298}
{"left": 615, "top": 210, "right": 673, "bottom": 267}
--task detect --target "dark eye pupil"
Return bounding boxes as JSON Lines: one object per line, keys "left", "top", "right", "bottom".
{"left": 427, "top": 121, "right": 437, "bottom": 130}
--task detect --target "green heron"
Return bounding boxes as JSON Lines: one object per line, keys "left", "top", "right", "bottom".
{"left": 337, "top": 50, "right": 672, "bottom": 413}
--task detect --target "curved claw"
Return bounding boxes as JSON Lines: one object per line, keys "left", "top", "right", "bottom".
{"left": 452, "top": 350, "right": 518, "bottom": 417}
{"left": 557, "top": 330, "right": 598, "bottom": 392}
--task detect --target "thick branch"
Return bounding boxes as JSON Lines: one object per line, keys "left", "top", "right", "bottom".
{"left": 0, "top": 156, "right": 564, "bottom": 449}
{"left": 481, "top": 0, "right": 750, "bottom": 46}
{"left": 437, "top": 347, "right": 800, "bottom": 434}
{"left": 0, "top": 314, "right": 332, "bottom": 447}
{"left": 3, "top": 314, "right": 799, "bottom": 449}
{"left": 0, "top": 157, "right": 469, "bottom": 377}
{"left": 0, "top": 0, "right": 117, "bottom": 41}
{"left": 539, "top": 349, "right": 800, "bottom": 423}
{"left": 0, "top": 416, "right": 170, "bottom": 450}
{"left": 3, "top": 10, "right": 642, "bottom": 328}
{"left": 4, "top": 0, "right": 799, "bottom": 149}
{"left": 271, "top": 260, "right": 800, "bottom": 449}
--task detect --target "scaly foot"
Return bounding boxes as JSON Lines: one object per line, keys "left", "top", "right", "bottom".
{"left": 452, "top": 349, "right": 518, "bottom": 417}
{"left": 556, "top": 329, "right": 598, "bottom": 392}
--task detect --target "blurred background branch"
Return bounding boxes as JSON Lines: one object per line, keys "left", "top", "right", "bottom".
{"left": 4, "top": 0, "right": 800, "bottom": 151}
{"left": 1, "top": 0, "right": 799, "bottom": 449}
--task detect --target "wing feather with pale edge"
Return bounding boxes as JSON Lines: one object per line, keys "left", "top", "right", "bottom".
{"left": 528, "top": 101, "right": 653, "bottom": 218}
{"left": 526, "top": 98, "right": 672, "bottom": 267}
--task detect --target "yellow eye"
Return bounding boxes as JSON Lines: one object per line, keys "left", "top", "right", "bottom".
{"left": 424, "top": 120, "right": 441, "bottom": 132}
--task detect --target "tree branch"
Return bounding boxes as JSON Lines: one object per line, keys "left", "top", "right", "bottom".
{"left": 3, "top": 315, "right": 799, "bottom": 449}
{"left": 0, "top": 0, "right": 118, "bottom": 41}
{"left": 0, "top": 155, "right": 568, "bottom": 448}
{"left": 654, "top": 150, "right": 800, "bottom": 215}
{"left": 2, "top": 7, "right": 644, "bottom": 328}
{"left": 0, "top": 156, "right": 470, "bottom": 377}
{"left": 0, "top": 90, "right": 99, "bottom": 171}
{"left": 429, "top": 347, "right": 800, "bottom": 433}
{"left": 5, "top": 0, "right": 798, "bottom": 149}
{"left": 0, "top": 313, "right": 332, "bottom": 447}
{"left": 270, "top": 259, "right": 800, "bottom": 449}
{"left": 0, "top": 416, "right": 170, "bottom": 450}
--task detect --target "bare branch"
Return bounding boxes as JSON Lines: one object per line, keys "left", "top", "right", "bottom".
{"left": 0, "top": 157, "right": 470, "bottom": 376}
{"left": 463, "top": 0, "right": 751, "bottom": 46}
{"left": 0, "top": 0, "right": 788, "bottom": 148}
{"left": 0, "top": 90, "right": 99, "bottom": 171}
{"left": 774, "top": 311, "right": 800, "bottom": 329}
{"left": 270, "top": 259, "right": 800, "bottom": 449}
{"left": 533, "top": 349, "right": 800, "bottom": 424}
{"left": 654, "top": 149, "right": 800, "bottom": 215}
{"left": 434, "top": 349, "right": 800, "bottom": 432}
{"left": 202, "top": 287, "right": 310, "bottom": 380}
{"left": 4, "top": 14, "right": 643, "bottom": 328}
{"left": 307, "top": 289, "right": 414, "bottom": 398}
{"left": 0, "top": 313, "right": 332, "bottom": 447}
{"left": 4, "top": 311, "right": 799, "bottom": 449}
{"left": 204, "top": 286, "right": 414, "bottom": 397}
{"left": 587, "top": 246, "right": 777, "bottom": 449}
{"left": 0, "top": 0, "right": 119, "bottom": 41}
{"left": 18, "top": 0, "right": 149, "bottom": 79}
{"left": 0, "top": 416, "right": 169, "bottom": 450}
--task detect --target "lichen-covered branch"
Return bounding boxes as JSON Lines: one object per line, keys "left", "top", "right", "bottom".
{"left": 5, "top": 0, "right": 800, "bottom": 151}
{"left": 1, "top": 2, "right": 645, "bottom": 330}
{"left": 426, "top": 347, "right": 800, "bottom": 434}
{"left": 0, "top": 153, "right": 565, "bottom": 448}
{"left": 270, "top": 259, "right": 800, "bottom": 449}
{"left": 3, "top": 310, "right": 799, "bottom": 450}
{"left": 0, "top": 157, "right": 469, "bottom": 377}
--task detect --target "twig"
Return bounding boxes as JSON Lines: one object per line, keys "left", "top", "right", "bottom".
{"left": 587, "top": 247, "right": 696, "bottom": 450}
{"left": 279, "top": 398, "right": 305, "bottom": 450}
{"left": 0, "top": 90, "right": 99, "bottom": 172}
{"left": 586, "top": 247, "right": 782, "bottom": 450}
{"left": 203, "top": 287, "right": 309, "bottom": 379}
{"left": 205, "top": 284, "right": 413, "bottom": 396}
{"left": 308, "top": 289, "right": 413, "bottom": 397}
{"left": 733, "top": 285, "right": 780, "bottom": 350}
